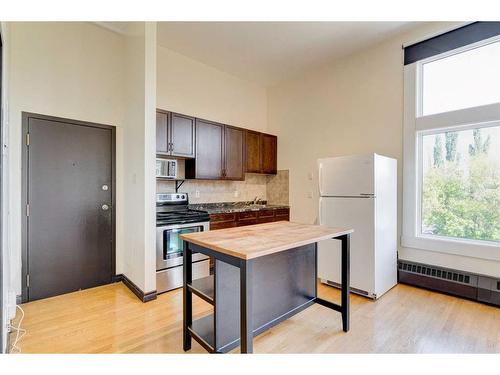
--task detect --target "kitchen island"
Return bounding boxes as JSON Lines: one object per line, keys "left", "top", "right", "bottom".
{"left": 180, "top": 221, "right": 353, "bottom": 353}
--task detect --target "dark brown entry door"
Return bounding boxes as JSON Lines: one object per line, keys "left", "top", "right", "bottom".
{"left": 26, "top": 115, "right": 113, "bottom": 301}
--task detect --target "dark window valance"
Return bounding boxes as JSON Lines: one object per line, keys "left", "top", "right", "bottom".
{"left": 404, "top": 22, "right": 500, "bottom": 65}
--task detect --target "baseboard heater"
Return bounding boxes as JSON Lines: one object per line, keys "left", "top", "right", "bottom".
{"left": 398, "top": 260, "right": 500, "bottom": 307}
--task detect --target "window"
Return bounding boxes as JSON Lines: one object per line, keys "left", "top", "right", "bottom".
{"left": 403, "top": 32, "right": 500, "bottom": 260}
{"left": 420, "top": 125, "right": 500, "bottom": 243}
{"left": 422, "top": 40, "right": 500, "bottom": 116}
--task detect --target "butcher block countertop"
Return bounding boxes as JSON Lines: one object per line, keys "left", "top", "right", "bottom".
{"left": 180, "top": 221, "right": 353, "bottom": 260}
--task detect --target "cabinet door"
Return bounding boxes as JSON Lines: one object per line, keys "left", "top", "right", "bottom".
{"left": 156, "top": 110, "right": 169, "bottom": 155}
{"left": 170, "top": 113, "right": 195, "bottom": 158}
{"left": 193, "top": 119, "right": 224, "bottom": 179}
{"left": 224, "top": 126, "right": 245, "bottom": 180}
{"left": 209, "top": 213, "right": 237, "bottom": 230}
{"left": 245, "top": 130, "right": 261, "bottom": 173}
{"left": 274, "top": 208, "right": 290, "bottom": 221}
{"left": 261, "top": 133, "right": 277, "bottom": 174}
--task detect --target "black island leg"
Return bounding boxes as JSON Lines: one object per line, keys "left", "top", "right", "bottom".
{"left": 183, "top": 241, "right": 193, "bottom": 351}
{"left": 340, "top": 233, "right": 350, "bottom": 332}
{"left": 240, "top": 259, "right": 254, "bottom": 353}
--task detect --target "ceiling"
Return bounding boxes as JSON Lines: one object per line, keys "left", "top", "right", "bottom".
{"left": 156, "top": 22, "right": 418, "bottom": 86}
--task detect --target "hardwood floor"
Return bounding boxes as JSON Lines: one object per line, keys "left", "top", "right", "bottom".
{"left": 10, "top": 281, "right": 500, "bottom": 353}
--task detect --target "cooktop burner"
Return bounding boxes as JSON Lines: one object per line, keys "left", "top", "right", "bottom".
{"left": 156, "top": 209, "right": 210, "bottom": 226}
{"left": 156, "top": 193, "right": 209, "bottom": 226}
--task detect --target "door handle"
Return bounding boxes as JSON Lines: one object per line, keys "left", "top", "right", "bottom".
{"left": 101, "top": 204, "right": 110, "bottom": 211}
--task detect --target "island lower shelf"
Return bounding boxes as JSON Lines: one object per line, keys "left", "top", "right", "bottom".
{"left": 187, "top": 243, "right": 316, "bottom": 353}
{"left": 189, "top": 314, "right": 215, "bottom": 351}
{"left": 188, "top": 275, "right": 214, "bottom": 305}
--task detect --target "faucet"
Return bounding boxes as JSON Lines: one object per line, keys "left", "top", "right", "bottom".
{"left": 252, "top": 197, "right": 263, "bottom": 205}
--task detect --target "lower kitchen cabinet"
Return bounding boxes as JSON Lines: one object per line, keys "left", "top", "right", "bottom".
{"left": 209, "top": 208, "right": 290, "bottom": 230}
{"left": 209, "top": 213, "right": 237, "bottom": 230}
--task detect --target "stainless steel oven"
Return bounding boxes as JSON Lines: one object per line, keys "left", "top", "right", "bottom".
{"left": 156, "top": 221, "right": 210, "bottom": 293}
{"left": 156, "top": 221, "right": 209, "bottom": 269}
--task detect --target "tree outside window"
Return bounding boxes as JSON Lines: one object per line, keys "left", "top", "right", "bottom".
{"left": 421, "top": 126, "right": 500, "bottom": 242}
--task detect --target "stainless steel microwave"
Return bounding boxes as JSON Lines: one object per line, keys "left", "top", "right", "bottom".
{"left": 156, "top": 158, "right": 177, "bottom": 179}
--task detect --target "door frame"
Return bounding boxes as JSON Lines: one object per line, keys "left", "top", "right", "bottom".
{"left": 0, "top": 28, "right": 4, "bottom": 352}
{"left": 21, "top": 112, "right": 116, "bottom": 302}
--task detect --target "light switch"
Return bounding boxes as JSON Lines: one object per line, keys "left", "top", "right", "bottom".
{"left": 195, "top": 190, "right": 200, "bottom": 198}
{"left": 234, "top": 190, "right": 240, "bottom": 198}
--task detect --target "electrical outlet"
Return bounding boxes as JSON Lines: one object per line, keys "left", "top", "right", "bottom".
{"left": 195, "top": 190, "right": 200, "bottom": 198}
{"left": 308, "top": 172, "right": 313, "bottom": 180}
{"left": 307, "top": 191, "right": 313, "bottom": 198}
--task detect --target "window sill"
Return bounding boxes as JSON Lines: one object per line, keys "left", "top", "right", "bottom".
{"left": 401, "top": 235, "right": 500, "bottom": 261}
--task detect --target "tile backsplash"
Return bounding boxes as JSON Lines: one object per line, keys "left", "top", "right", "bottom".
{"left": 157, "top": 170, "right": 289, "bottom": 205}
{"left": 266, "top": 170, "right": 289, "bottom": 206}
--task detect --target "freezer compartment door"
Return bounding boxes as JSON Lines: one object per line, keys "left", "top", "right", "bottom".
{"left": 318, "top": 196, "right": 375, "bottom": 294}
{"left": 318, "top": 154, "right": 374, "bottom": 197}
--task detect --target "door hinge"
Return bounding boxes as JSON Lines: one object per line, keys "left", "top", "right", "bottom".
{"left": 26, "top": 274, "right": 30, "bottom": 288}
{"left": 26, "top": 203, "right": 30, "bottom": 217}
{"left": 26, "top": 133, "right": 30, "bottom": 146}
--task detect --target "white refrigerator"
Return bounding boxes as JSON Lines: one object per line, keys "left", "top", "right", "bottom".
{"left": 317, "top": 153, "right": 397, "bottom": 299}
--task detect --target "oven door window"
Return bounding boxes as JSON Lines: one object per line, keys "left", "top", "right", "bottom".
{"left": 164, "top": 226, "right": 203, "bottom": 260}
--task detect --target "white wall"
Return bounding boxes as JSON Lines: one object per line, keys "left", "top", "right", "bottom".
{"left": 1, "top": 21, "right": 12, "bottom": 354}
{"left": 120, "top": 23, "right": 157, "bottom": 293}
{"left": 267, "top": 22, "right": 500, "bottom": 278}
{"left": 155, "top": 44, "right": 269, "bottom": 205}
{"left": 8, "top": 21, "right": 126, "bottom": 295}
{"left": 157, "top": 45, "right": 268, "bottom": 132}
{"left": 8, "top": 21, "right": 266, "bottom": 299}
{"left": 7, "top": 22, "right": 158, "bottom": 296}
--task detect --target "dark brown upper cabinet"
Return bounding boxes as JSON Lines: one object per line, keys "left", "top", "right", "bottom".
{"left": 224, "top": 126, "right": 245, "bottom": 180}
{"left": 245, "top": 131, "right": 277, "bottom": 175}
{"left": 156, "top": 109, "right": 195, "bottom": 158}
{"left": 261, "top": 133, "right": 277, "bottom": 174}
{"left": 186, "top": 119, "right": 224, "bottom": 179}
{"left": 186, "top": 120, "right": 245, "bottom": 180}
{"left": 156, "top": 110, "right": 169, "bottom": 154}
{"left": 245, "top": 130, "right": 261, "bottom": 173}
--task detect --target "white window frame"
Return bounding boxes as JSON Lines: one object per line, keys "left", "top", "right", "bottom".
{"left": 402, "top": 35, "right": 500, "bottom": 261}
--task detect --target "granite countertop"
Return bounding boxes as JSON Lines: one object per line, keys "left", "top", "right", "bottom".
{"left": 188, "top": 201, "right": 289, "bottom": 214}
{"left": 181, "top": 221, "right": 352, "bottom": 260}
